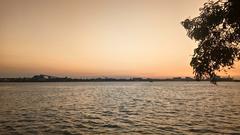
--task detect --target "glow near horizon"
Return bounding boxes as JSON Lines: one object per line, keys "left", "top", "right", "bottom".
{"left": 0, "top": 0, "right": 240, "bottom": 78}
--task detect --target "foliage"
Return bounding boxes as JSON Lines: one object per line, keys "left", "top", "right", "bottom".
{"left": 182, "top": 0, "right": 240, "bottom": 83}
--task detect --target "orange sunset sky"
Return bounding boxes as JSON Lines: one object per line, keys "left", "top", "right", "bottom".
{"left": 1, "top": 0, "right": 240, "bottom": 78}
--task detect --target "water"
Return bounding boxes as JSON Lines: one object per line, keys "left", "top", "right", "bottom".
{"left": 0, "top": 82, "right": 240, "bottom": 135}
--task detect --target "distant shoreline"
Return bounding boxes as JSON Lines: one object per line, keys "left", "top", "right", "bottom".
{"left": 0, "top": 74, "right": 239, "bottom": 82}
{"left": 0, "top": 80, "right": 240, "bottom": 83}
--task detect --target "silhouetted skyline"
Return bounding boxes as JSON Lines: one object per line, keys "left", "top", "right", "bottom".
{"left": 1, "top": 74, "right": 238, "bottom": 82}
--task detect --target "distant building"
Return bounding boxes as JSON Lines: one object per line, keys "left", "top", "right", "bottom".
{"left": 32, "top": 74, "right": 58, "bottom": 81}
{"left": 131, "top": 78, "right": 144, "bottom": 81}
{"left": 185, "top": 77, "right": 194, "bottom": 81}
{"left": 172, "top": 77, "right": 182, "bottom": 81}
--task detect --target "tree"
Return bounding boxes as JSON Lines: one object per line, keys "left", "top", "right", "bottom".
{"left": 182, "top": 0, "right": 240, "bottom": 83}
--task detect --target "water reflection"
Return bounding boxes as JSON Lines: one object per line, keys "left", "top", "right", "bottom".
{"left": 0, "top": 82, "right": 240, "bottom": 134}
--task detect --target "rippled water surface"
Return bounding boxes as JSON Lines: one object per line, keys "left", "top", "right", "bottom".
{"left": 0, "top": 82, "right": 240, "bottom": 135}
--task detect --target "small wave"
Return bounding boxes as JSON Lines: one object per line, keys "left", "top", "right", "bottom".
{"left": 188, "top": 128, "right": 220, "bottom": 134}
{"left": 102, "top": 124, "right": 121, "bottom": 128}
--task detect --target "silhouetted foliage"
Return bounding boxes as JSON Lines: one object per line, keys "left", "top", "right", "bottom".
{"left": 182, "top": 0, "right": 240, "bottom": 83}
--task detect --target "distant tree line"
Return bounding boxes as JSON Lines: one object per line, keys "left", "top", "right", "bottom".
{"left": 0, "top": 74, "right": 237, "bottom": 82}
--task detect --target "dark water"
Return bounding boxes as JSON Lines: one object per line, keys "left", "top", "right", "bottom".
{"left": 0, "top": 82, "right": 240, "bottom": 135}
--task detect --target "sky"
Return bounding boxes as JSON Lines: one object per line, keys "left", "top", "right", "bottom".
{"left": 0, "top": 0, "right": 240, "bottom": 78}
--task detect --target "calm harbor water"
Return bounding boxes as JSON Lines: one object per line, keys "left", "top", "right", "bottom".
{"left": 0, "top": 82, "right": 240, "bottom": 135}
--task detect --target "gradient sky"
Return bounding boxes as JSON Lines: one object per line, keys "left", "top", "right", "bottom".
{"left": 1, "top": 0, "right": 240, "bottom": 78}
